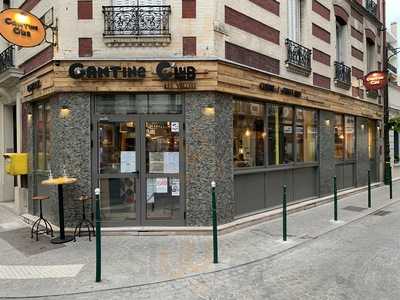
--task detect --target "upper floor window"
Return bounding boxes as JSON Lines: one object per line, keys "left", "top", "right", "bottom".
{"left": 336, "top": 19, "right": 346, "bottom": 63}
{"left": 366, "top": 38, "right": 375, "bottom": 73}
{"left": 288, "top": 0, "right": 303, "bottom": 43}
{"left": 112, "top": 0, "right": 165, "bottom": 5}
{"left": 3, "top": 0, "right": 9, "bottom": 9}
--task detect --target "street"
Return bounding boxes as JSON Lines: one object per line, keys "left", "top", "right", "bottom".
{"left": 0, "top": 182, "right": 399, "bottom": 299}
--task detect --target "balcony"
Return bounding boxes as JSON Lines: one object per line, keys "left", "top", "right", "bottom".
{"left": 285, "top": 39, "right": 312, "bottom": 76}
{"left": 366, "top": 0, "right": 377, "bottom": 17}
{"left": 103, "top": 5, "right": 171, "bottom": 47}
{"left": 334, "top": 62, "right": 351, "bottom": 89}
{"left": 0, "top": 46, "right": 14, "bottom": 75}
{"left": 0, "top": 45, "right": 23, "bottom": 99}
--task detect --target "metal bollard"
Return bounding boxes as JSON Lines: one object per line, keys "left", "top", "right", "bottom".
{"left": 334, "top": 176, "right": 338, "bottom": 221}
{"left": 368, "top": 170, "right": 371, "bottom": 208}
{"left": 95, "top": 188, "right": 101, "bottom": 282}
{"left": 283, "top": 185, "right": 287, "bottom": 242}
{"left": 390, "top": 165, "right": 393, "bottom": 200}
{"left": 211, "top": 181, "right": 218, "bottom": 264}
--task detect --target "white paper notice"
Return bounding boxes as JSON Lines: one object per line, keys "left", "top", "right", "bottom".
{"left": 164, "top": 152, "right": 179, "bottom": 174}
{"left": 171, "top": 179, "right": 180, "bottom": 196}
{"left": 156, "top": 178, "right": 168, "bottom": 193}
{"left": 149, "top": 152, "right": 164, "bottom": 173}
{"left": 147, "top": 178, "right": 156, "bottom": 203}
{"left": 171, "top": 122, "right": 179, "bottom": 132}
{"left": 120, "top": 151, "right": 136, "bottom": 173}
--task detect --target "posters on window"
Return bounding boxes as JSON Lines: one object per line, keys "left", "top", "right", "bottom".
{"left": 149, "top": 152, "right": 179, "bottom": 174}
{"left": 171, "top": 122, "right": 179, "bottom": 132}
{"left": 120, "top": 151, "right": 136, "bottom": 173}
{"left": 170, "top": 179, "right": 180, "bottom": 196}
{"left": 156, "top": 178, "right": 168, "bottom": 193}
{"left": 164, "top": 152, "right": 179, "bottom": 173}
{"left": 149, "top": 152, "right": 164, "bottom": 173}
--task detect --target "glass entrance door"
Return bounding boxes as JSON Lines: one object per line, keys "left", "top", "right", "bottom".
{"left": 142, "top": 118, "right": 184, "bottom": 225}
{"left": 97, "top": 118, "right": 139, "bottom": 226}
{"left": 95, "top": 116, "right": 184, "bottom": 226}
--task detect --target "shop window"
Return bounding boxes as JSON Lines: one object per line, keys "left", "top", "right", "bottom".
{"left": 335, "top": 114, "right": 355, "bottom": 160}
{"left": 34, "top": 102, "right": 51, "bottom": 171}
{"left": 296, "top": 108, "right": 318, "bottom": 162}
{"left": 268, "top": 105, "right": 294, "bottom": 165}
{"left": 95, "top": 94, "right": 183, "bottom": 115}
{"left": 233, "top": 100, "right": 265, "bottom": 168}
{"left": 344, "top": 116, "right": 355, "bottom": 159}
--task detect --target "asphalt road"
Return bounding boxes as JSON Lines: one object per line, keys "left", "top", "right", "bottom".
{"left": 29, "top": 200, "right": 400, "bottom": 300}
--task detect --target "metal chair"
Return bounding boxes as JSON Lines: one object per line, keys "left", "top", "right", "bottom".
{"left": 74, "top": 196, "right": 95, "bottom": 241}
{"left": 31, "top": 195, "right": 54, "bottom": 241}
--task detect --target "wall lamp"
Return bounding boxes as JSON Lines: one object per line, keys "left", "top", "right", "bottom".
{"left": 202, "top": 104, "right": 215, "bottom": 117}
{"left": 60, "top": 105, "right": 70, "bottom": 118}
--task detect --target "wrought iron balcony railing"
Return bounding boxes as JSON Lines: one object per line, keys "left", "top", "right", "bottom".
{"left": 388, "top": 63, "right": 397, "bottom": 74}
{"left": 285, "top": 39, "right": 312, "bottom": 76}
{"left": 103, "top": 6, "right": 171, "bottom": 36}
{"left": 0, "top": 45, "right": 14, "bottom": 74}
{"left": 334, "top": 61, "right": 351, "bottom": 88}
{"left": 366, "top": 0, "right": 377, "bottom": 17}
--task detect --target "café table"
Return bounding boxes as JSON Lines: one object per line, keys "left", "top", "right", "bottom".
{"left": 41, "top": 176, "right": 77, "bottom": 244}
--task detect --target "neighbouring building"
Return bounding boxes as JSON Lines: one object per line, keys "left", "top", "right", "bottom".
{"left": 387, "top": 22, "right": 400, "bottom": 172}
{"left": 0, "top": 0, "right": 385, "bottom": 228}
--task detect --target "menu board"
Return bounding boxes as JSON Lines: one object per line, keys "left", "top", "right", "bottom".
{"left": 120, "top": 151, "right": 136, "bottom": 173}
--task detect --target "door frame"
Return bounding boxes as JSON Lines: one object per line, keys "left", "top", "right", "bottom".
{"left": 139, "top": 115, "right": 185, "bottom": 226}
{"left": 92, "top": 114, "right": 141, "bottom": 226}
{"left": 92, "top": 114, "right": 186, "bottom": 226}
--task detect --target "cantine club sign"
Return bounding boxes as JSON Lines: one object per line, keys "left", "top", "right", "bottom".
{"left": 68, "top": 62, "right": 197, "bottom": 83}
{"left": 0, "top": 9, "right": 45, "bottom": 47}
{"left": 363, "top": 71, "right": 388, "bottom": 91}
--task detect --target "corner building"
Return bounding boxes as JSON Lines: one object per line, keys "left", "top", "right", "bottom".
{"left": 0, "top": 0, "right": 384, "bottom": 227}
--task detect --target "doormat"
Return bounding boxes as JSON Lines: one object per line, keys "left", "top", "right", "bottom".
{"left": 0, "top": 228, "right": 64, "bottom": 256}
{"left": 342, "top": 206, "right": 368, "bottom": 212}
{"left": 372, "top": 210, "right": 392, "bottom": 216}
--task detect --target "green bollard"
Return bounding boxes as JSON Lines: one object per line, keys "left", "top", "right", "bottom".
{"left": 95, "top": 188, "right": 101, "bottom": 282}
{"left": 334, "top": 176, "right": 338, "bottom": 221}
{"left": 283, "top": 185, "right": 287, "bottom": 242}
{"left": 390, "top": 165, "right": 393, "bottom": 200}
{"left": 211, "top": 181, "right": 218, "bottom": 264}
{"left": 368, "top": 170, "right": 371, "bottom": 208}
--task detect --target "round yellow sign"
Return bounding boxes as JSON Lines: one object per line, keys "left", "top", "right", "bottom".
{"left": 0, "top": 8, "right": 45, "bottom": 47}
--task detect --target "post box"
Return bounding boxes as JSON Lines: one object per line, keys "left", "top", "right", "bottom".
{"left": 3, "top": 153, "right": 28, "bottom": 176}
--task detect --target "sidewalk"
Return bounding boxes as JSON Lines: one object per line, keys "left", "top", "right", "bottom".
{"left": 0, "top": 181, "right": 399, "bottom": 298}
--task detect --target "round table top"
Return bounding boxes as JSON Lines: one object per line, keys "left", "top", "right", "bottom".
{"left": 41, "top": 177, "right": 78, "bottom": 186}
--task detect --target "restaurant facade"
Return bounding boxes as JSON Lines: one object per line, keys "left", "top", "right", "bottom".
{"left": 0, "top": 0, "right": 385, "bottom": 228}
{"left": 17, "top": 58, "right": 382, "bottom": 227}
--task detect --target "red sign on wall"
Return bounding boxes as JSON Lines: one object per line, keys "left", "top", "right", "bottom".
{"left": 363, "top": 71, "right": 388, "bottom": 91}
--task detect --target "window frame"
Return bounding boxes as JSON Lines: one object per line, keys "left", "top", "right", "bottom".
{"left": 334, "top": 113, "right": 356, "bottom": 162}
{"left": 33, "top": 101, "right": 51, "bottom": 172}
{"left": 233, "top": 99, "right": 320, "bottom": 172}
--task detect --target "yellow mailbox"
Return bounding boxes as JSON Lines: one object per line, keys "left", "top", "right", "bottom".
{"left": 3, "top": 153, "right": 28, "bottom": 176}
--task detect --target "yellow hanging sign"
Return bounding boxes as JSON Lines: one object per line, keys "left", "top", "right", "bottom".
{"left": 0, "top": 8, "right": 45, "bottom": 47}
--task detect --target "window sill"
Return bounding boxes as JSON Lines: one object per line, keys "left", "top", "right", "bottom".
{"left": 103, "top": 35, "right": 172, "bottom": 47}
{"left": 234, "top": 162, "right": 319, "bottom": 175}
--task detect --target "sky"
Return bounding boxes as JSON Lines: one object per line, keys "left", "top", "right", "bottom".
{"left": 386, "top": 0, "right": 400, "bottom": 27}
